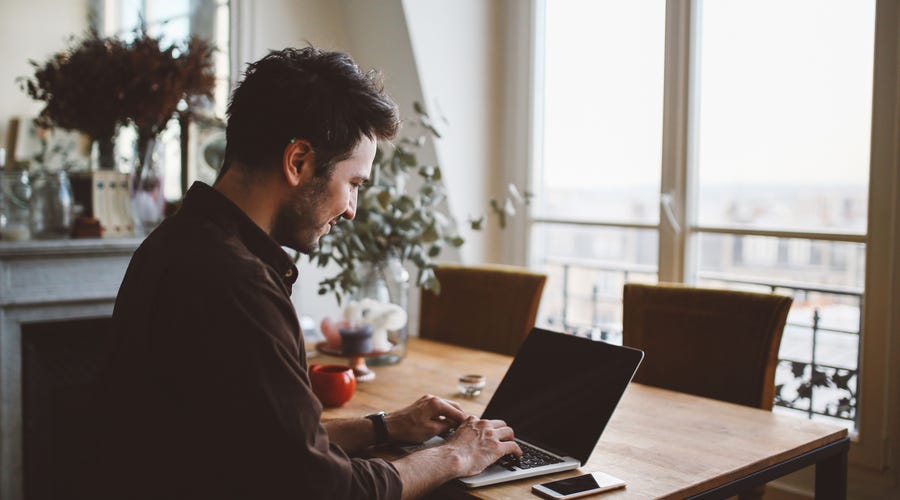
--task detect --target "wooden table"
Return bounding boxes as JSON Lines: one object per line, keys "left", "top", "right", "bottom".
{"left": 319, "top": 338, "right": 849, "bottom": 499}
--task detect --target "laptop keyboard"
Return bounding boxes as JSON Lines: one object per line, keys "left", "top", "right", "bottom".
{"left": 496, "top": 440, "right": 563, "bottom": 470}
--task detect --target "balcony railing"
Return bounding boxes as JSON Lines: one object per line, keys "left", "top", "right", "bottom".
{"left": 539, "top": 258, "right": 861, "bottom": 430}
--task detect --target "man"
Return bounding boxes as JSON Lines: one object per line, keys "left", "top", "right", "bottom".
{"left": 97, "top": 47, "right": 520, "bottom": 499}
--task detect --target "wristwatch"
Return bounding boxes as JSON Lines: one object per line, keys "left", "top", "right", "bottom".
{"left": 365, "top": 411, "right": 390, "bottom": 445}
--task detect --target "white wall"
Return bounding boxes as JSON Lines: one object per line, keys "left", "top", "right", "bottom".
{"left": 401, "top": 0, "right": 507, "bottom": 264}
{"left": 235, "top": 0, "right": 350, "bottom": 68}
{"left": 0, "top": 0, "right": 89, "bottom": 163}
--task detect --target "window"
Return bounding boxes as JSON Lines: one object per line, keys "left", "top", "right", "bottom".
{"left": 530, "top": 0, "right": 875, "bottom": 434}
{"left": 533, "top": 0, "right": 666, "bottom": 341}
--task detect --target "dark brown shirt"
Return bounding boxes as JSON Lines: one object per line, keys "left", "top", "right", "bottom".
{"left": 96, "top": 182, "right": 401, "bottom": 499}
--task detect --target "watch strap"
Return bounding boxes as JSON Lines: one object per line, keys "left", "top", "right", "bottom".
{"left": 366, "top": 411, "right": 390, "bottom": 445}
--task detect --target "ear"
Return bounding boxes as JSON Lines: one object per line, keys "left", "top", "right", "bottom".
{"left": 282, "top": 139, "right": 316, "bottom": 187}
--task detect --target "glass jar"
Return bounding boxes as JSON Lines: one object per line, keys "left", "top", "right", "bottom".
{"left": 356, "top": 256, "right": 410, "bottom": 365}
{"left": 130, "top": 135, "right": 165, "bottom": 236}
{"left": 1, "top": 170, "right": 33, "bottom": 241}
{"left": 30, "top": 169, "right": 74, "bottom": 239}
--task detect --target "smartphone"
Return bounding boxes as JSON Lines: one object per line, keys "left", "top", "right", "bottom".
{"left": 531, "top": 472, "right": 626, "bottom": 499}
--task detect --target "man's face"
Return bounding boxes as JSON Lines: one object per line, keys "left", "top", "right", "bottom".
{"left": 272, "top": 136, "right": 376, "bottom": 253}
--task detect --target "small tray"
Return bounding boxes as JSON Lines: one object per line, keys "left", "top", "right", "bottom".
{"left": 314, "top": 342, "right": 401, "bottom": 382}
{"left": 315, "top": 342, "right": 399, "bottom": 358}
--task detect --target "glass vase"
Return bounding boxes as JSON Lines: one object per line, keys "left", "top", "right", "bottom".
{"left": 29, "top": 168, "right": 73, "bottom": 239}
{"left": 130, "top": 135, "right": 165, "bottom": 236}
{"left": 94, "top": 134, "right": 117, "bottom": 171}
{"left": 0, "top": 170, "right": 32, "bottom": 241}
{"left": 356, "top": 256, "right": 410, "bottom": 365}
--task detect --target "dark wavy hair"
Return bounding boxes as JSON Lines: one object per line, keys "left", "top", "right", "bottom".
{"left": 222, "top": 46, "right": 400, "bottom": 177}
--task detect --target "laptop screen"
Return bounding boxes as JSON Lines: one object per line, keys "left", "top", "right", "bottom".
{"left": 481, "top": 328, "right": 644, "bottom": 465}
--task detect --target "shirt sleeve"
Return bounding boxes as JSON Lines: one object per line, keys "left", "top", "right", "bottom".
{"left": 151, "top": 262, "right": 403, "bottom": 500}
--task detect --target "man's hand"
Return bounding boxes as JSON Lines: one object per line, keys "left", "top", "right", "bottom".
{"left": 442, "top": 416, "right": 522, "bottom": 477}
{"left": 385, "top": 394, "right": 468, "bottom": 444}
{"left": 391, "top": 415, "right": 522, "bottom": 499}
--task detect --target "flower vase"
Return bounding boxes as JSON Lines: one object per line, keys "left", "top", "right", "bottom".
{"left": 356, "top": 257, "right": 410, "bottom": 365}
{"left": 94, "top": 134, "right": 117, "bottom": 171}
{"left": 130, "top": 134, "right": 165, "bottom": 236}
{"left": 29, "top": 168, "right": 73, "bottom": 239}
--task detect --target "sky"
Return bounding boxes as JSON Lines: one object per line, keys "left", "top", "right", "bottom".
{"left": 540, "top": 0, "right": 876, "bottom": 191}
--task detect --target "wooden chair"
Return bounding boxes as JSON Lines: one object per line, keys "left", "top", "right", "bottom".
{"left": 622, "top": 283, "right": 793, "bottom": 410}
{"left": 622, "top": 283, "right": 793, "bottom": 499}
{"left": 419, "top": 264, "right": 547, "bottom": 356}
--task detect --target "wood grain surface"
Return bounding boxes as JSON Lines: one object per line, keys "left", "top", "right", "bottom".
{"left": 319, "top": 338, "right": 847, "bottom": 499}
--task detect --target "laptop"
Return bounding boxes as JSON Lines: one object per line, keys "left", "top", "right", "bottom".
{"left": 409, "top": 327, "right": 644, "bottom": 488}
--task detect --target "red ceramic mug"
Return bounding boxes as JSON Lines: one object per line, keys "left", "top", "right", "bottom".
{"left": 309, "top": 364, "right": 357, "bottom": 407}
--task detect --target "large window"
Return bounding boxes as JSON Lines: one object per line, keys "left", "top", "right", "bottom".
{"left": 530, "top": 0, "right": 875, "bottom": 432}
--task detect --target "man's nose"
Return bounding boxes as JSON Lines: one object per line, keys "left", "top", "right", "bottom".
{"left": 342, "top": 193, "right": 358, "bottom": 221}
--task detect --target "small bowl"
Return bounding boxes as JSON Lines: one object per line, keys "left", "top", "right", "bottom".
{"left": 309, "top": 364, "right": 357, "bottom": 407}
{"left": 458, "top": 374, "right": 486, "bottom": 397}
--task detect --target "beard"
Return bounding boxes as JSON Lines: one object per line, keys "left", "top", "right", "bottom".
{"left": 271, "top": 176, "right": 331, "bottom": 254}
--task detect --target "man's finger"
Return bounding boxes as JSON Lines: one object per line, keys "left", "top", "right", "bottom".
{"left": 493, "top": 426, "right": 515, "bottom": 442}
{"left": 435, "top": 398, "right": 468, "bottom": 425}
{"left": 501, "top": 440, "right": 523, "bottom": 457}
{"left": 446, "top": 399, "right": 464, "bottom": 412}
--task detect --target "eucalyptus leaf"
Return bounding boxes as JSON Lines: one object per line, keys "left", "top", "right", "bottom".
{"left": 504, "top": 198, "right": 516, "bottom": 216}
{"left": 422, "top": 224, "right": 440, "bottom": 243}
{"left": 508, "top": 183, "right": 523, "bottom": 203}
{"left": 399, "top": 150, "right": 417, "bottom": 167}
{"left": 376, "top": 189, "right": 392, "bottom": 210}
{"left": 422, "top": 122, "right": 442, "bottom": 139}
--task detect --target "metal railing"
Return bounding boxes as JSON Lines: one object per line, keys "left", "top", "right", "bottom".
{"left": 539, "top": 259, "right": 862, "bottom": 428}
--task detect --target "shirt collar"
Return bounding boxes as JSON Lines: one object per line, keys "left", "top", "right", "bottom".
{"left": 181, "top": 182, "right": 299, "bottom": 287}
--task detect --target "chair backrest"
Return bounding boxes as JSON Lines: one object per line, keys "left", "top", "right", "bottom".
{"left": 419, "top": 264, "right": 547, "bottom": 356}
{"left": 622, "top": 283, "right": 792, "bottom": 410}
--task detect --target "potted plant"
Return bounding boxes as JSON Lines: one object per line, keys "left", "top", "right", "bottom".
{"left": 22, "top": 26, "right": 216, "bottom": 234}
{"left": 311, "top": 103, "right": 528, "bottom": 364}
{"left": 312, "top": 103, "right": 527, "bottom": 299}
{"left": 117, "top": 27, "right": 216, "bottom": 233}
{"left": 118, "top": 28, "right": 216, "bottom": 192}
{"left": 20, "top": 29, "right": 130, "bottom": 170}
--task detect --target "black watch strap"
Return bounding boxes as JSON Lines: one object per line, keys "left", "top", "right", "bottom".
{"left": 365, "top": 411, "right": 390, "bottom": 445}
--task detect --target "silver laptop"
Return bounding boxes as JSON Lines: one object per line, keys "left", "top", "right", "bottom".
{"left": 409, "top": 328, "right": 644, "bottom": 488}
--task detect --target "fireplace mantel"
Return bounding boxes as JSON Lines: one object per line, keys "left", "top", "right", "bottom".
{"left": 0, "top": 238, "right": 141, "bottom": 500}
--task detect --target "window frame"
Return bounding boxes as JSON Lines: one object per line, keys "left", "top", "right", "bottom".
{"left": 508, "top": 0, "right": 898, "bottom": 481}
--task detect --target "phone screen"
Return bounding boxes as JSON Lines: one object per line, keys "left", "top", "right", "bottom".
{"left": 541, "top": 474, "right": 601, "bottom": 495}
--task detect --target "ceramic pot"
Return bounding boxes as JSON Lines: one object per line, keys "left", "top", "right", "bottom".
{"left": 308, "top": 364, "right": 356, "bottom": 407}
